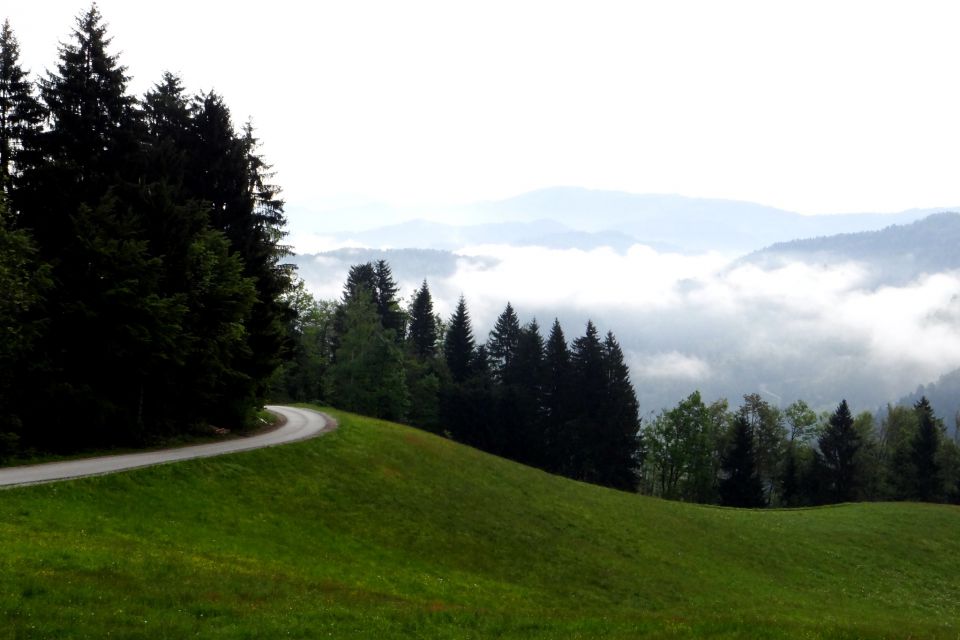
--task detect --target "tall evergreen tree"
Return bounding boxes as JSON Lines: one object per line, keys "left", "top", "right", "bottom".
{"left": 0, "top": 19, "right": 41, "bottom": 197}
{"left": 327, "top": 288, "right": 408, "bottom": 421}
{"left": 497, "top": 319, "right": 547, "bottom": 464}
{"left": 8, "top": 7, "right": 160, "bottom": 446}
{"left": 17, "top": 4, "right": 141, "bottom": 246}
{"left": 818, "top": 399, "right": 861, "bottom": 503}
{"left": 912, "top": 396, "right": 942, "bottom": 501}
{"left": 403, "top": 280, "right": 441, "bottom": 432}
{"left": 336, "top": 261, "right": 401, "bottom": 344}
{"left": 443, "top": 296, "right": 474, "bottom": 384}
{"left": 487, "top": 302, "right": 521, "bottom": 381}
{"left": 141, "top": 72, "right": 195, "bottom": 190}
{"left": 597, "top": 331, "right": 641, "bottom": 490}
{"left": 373, "top": 259, "right": 404, "bottom": 340}
{"left": 568, "top": 321, "right": 606, "bottom": 482}
{"left": 542, "top": 318, "right": 573, "bottom": 473}
{"left": 720, "top": 414, "right": 766, "bottom": 507}
{"left": 0, "top": 196, "right": 49, "bottom": 453}
{"left": 407, "top": 280, "right": 438, "bottom": 358}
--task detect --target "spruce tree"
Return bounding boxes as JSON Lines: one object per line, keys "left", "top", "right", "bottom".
{"left": 912, "top": 396, "right": 942, "bottom": 501}
{"left": 598, "top": 330, "right": 641, "bottom": 490}
{"left": 542, "top": 318, "right": 573, "bottom": 473}
{"left": 19, "top": 4, "right": 141, "bottom": 244}
{"left": 568, "top": 321, "right": 606, "bottom": 482}
{"left": 720, "top": 414, "right": 766, "bottom": 507}
{"left": 407, "top": 280, "right": 438, "bottom": 358}
{"left": 0, "top": 19, "right": 41, "bottom": 196}
{"left": 818, "top": 399, "right": 861, "bottom": 503}
{"left": 498, "top": 319, "right": 547, "bottom": 464}
{"left": 373, "top": 259, "right": 404, "bottom": 340}
{"left": 10, "top": 6, "right": 157, "bottom": 446}
{"left": 487, "top": 302, "right": 521, "bottom": 381}
{"left": 335, "top": 261, "right": 401, "bottom": 346}
{"left": 443, "top": 296, "right": 475, "bottom": 384}
{"left": 327, "top": 288, "right": 408, "bottom": 421}
{"left": 0, "top": 196, "right": 49, "bottom": 451}
{"left": 142, "top": 72, "right": 195, "bottom": 190}
{"left": 403, "top": 280, "right": 442, "bottom": 432}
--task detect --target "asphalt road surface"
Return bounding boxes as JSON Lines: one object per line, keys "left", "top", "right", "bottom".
{"left": 0, "top": 405, "right": 336, "bottom": 488}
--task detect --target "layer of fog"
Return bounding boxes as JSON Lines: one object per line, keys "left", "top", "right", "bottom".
{"left": 298, "top": 243, "right": 960, "bottom": 415}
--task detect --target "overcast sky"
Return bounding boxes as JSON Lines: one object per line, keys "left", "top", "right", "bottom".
{"left": 6, "top": 0, "right": 960, "bottom": 218}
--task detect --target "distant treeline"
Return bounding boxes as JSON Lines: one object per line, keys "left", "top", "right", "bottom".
{"left": 0, "top": 8, "right": 293, "bottom": 454}
{"left": 275, "top": 261, "right": 641, "bottom": 491}
{"left": 278, "top": 261, "right": 960, "bottom": 504}
{"left": 640, "top": 392, "right": 960, "bottom": 506}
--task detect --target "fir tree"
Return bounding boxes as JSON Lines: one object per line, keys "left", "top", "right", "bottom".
{"left": 487, "top": 302, "right": 521, "bottom": 381}
{"left": 568, "top": 321, "right": 606, "bottom": 483}
{"left": 373, "top": 259, "right": 404, "bottom": 341}
{"left": 720, "top": 414, "right": 766, "bottom": 507}
{"left": 443, "top": 296, "right": 474, "bottom": 384}
{"left": 597, "top": 331, "right": 641, "bottom": 490}
{"left": 818, "top": 399, "right": 861, "bottom": 503}
{"left": 912, "top": 396, "right": 942, "bottom": 501}
{"left": 542, "top": 318, "right": 573, "bottom": 473}
{"left": 497, "top": 319, "right": 547, "bottom": 464}
{"left": 0, "top": 19, "right": 41, "bottom": 196}
{"left": 327, "top": 288, "right": 408, "bottom": 421}
{"left": 0, "top": 196, "right": 49, "bottom": 452}
{"left": 17, "top": 4, "right": 141, "bottom": 251}
{"left": 407, "top": 280, "right": 438, "bottom": 358}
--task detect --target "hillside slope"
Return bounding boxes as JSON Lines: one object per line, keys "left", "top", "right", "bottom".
{"left": 740, "top": 211, "right": 960, "bottom": 286}
{"left": 1, "top": 407, "right": 958, "bottom": 638}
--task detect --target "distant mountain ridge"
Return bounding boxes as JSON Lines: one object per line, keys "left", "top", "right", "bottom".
{"left": 290, "top": 187, "right": 955, "bottom": 254}
{"left": 739, "top": 212, "right": 960, "bottom": 285}
{"left": 327, "top": 218, "right": 675, "bottom": 253}
{"left": 894, "top": 367, "right": 960, "bottom": 437}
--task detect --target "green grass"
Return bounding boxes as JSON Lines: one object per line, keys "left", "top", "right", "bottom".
{"left": 1, "top": 406, "right": 958, "bottom": 638}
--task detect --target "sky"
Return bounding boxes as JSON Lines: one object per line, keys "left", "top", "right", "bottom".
{"left": 6, "top": 0, "right": 960, "bottom": 220}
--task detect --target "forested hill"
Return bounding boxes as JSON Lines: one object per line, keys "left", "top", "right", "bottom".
{"left": 739, "top": 212, "right": 960, "bottom": 285}
{"left": 896, "top": 368, "right": 960, "bottom": 436}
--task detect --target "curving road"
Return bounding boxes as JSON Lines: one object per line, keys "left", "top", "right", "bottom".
{"left": 0, "top": 405, "right": 336, "bottom": 488}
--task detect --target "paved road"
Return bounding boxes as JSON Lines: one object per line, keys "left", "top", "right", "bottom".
{"left": 0, "top": 405, "right": 336, "bottom": 488}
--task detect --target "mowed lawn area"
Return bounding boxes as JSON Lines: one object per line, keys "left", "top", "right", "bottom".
{"left": 1, "top": 406, "right": 958, "bottom": 638}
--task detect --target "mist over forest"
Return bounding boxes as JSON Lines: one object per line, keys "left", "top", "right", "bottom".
{"left": 290, "top": 191, "right": 960, "bottom": 422}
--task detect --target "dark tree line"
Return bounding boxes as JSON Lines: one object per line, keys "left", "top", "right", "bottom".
{"left": 0, "top": 7, "right": 293, "bottom": 454}
{"left": 275, "top": 262, "right": 642, "bottom": 491}
{"left": 276, "top": 259, "right": 960, "bottom": 503}
{"left": 641, "top": 392, "right": 960, "bottom": 507}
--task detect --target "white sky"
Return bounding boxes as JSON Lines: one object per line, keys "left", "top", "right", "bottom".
{"left": 6, "top": 0, "right": 960, "bottom": 216}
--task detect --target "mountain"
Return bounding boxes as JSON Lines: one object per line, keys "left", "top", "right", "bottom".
{"left": 289, "top": 248, "right": 497, "bottom": 296}
{"left": 473, "top": 188, "right": 946, "bottom": 252}
{"left": 895, "top": 368, "right": 960, "bottom": 436}
{"left": 738, "top": 212, "right": 960, "bottom": 286}
{"left": 324, "top": 218, "right": 675, "bottom": 252}
{"left": 289, "top": 187, "right": 952, "bottom": 254}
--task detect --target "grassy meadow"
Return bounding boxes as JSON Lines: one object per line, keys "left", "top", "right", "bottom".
{"left": 0, "top": 406, "right": 958, "bottom": 638}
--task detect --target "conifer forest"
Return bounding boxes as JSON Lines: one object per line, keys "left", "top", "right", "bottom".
{"left": 2, "top": 6, "right": 958, "bottom": 507}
